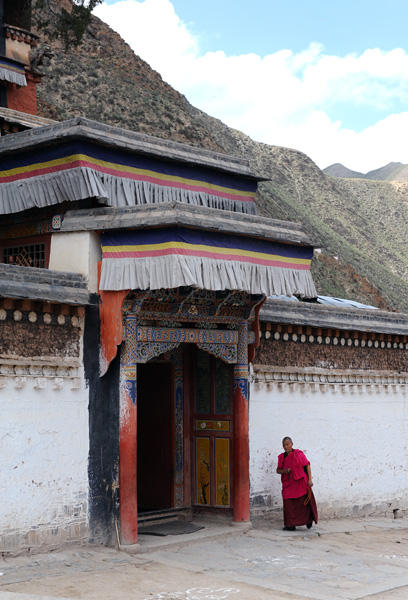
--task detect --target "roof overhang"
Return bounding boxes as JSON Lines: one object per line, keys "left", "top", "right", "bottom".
{"left": 0, "top": 107, "right": 56, "bottom": 130}
{"left": 0, "top": 116, "right": 263, "bottom": 179}
{"left": 260, "top": 297, "right": 408, "bottom": 336}
{"left": 0, "top": 264, "right": 91, "bottom": 305}
{"left": 59, "top": 201, "right": 316, "bottom": 247}
{"left": 0, "top": 118, "right": 264, "bottom": 216}
{"left": 82, "top": 203, "right": 318, "bottom": 299}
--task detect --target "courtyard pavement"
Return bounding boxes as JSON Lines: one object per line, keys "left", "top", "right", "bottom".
{"left": 1, "top": 516, "right": 408, "bottom": 600}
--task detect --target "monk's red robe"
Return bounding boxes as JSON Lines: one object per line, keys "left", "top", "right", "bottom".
{"left": 278, "top": 448, "right": 318, "bottom": 527}
{"left": 278, "top": 448, "right": 309, "bottom": 500}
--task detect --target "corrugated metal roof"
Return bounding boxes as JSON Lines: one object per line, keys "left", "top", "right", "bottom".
{"left": 316, "top": 296, "right": 378, "bottom": 310}
{"left": 268, "top": 294, "right": 378, "bottom": 310}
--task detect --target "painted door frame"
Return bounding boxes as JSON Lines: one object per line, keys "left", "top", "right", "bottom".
{"left": 118, "top": 320, "right": 250, "bottom": 548}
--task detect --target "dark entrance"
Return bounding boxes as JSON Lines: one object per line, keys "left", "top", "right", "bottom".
{"left": 137, "top": 362, "right": 173, "bottom": 512}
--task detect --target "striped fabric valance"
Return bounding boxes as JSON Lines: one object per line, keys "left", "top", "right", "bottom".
{"left": 100, "top": 227, "right": 317, "bottom": 298}
{"left": 0, "top": 57, "right": 27, "bottom": 87}
{"left": 0, "top": 141, "right": 257, "bottom": 215}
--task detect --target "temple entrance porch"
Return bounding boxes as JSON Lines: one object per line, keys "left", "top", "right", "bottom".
{"left": 113, "top": 287, "right": 264, "bottom": 549}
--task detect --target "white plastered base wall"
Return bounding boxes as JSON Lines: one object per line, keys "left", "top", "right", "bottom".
{"left": 249, "top": 366, "right": 408, "bottom": 521}
{"left": 0, "top": 367, "right": 89, "bottom": 553}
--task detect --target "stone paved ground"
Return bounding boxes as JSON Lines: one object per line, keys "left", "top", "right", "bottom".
{"left": 2, "top": 517, "right": 408, "bottom": 600}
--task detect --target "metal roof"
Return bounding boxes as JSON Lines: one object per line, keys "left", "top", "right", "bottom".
{"left": 316, "top": 296, "right": 378, "bottom": 310}
{"left": 268, "top": 294, "right": 378, "bottom": 310}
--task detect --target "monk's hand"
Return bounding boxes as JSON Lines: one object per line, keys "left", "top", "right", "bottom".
{"left": 286, "top": 468, "right": 291, "bottom": 474}
{"left": 308, "top": 479, "right": 313, "bottom": 487}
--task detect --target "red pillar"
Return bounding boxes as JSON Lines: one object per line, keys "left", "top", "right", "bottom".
{"left": 119, "top": 316, "right": 138, "bottom": 546}
{"left": 233, "top": 322, "right": 250, "bottom": 523}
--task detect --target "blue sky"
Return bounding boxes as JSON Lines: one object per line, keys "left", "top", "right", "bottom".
{"left": 103, "top": 0, "right": 408, "bottom": 56}
{"left": 169, "top": 1, "right": 408, "bottom": 56}
{"left": 96, "top": 0, "right": 408, "bottom": 171}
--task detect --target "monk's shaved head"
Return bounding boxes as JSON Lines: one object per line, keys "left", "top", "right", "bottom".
{"left": 282, "top": 437, "right": 293, "bottom": 454}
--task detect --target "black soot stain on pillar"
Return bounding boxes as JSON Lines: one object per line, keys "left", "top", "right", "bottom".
{"left": 84, "top": 297, "right": 120, "bottom": 544}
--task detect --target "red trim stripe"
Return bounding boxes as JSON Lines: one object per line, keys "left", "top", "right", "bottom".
{"left": 1, "top": 160, "right": 255, "bottom": 203}
{"left": 103, "top": 248, "right": 310, "bottom": 270}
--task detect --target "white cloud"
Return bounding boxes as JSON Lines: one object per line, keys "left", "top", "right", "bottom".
{"left": 95, "top": 0, "right": 197, "bottom": 70}
{"left": 94, "top": 0, "right": 408, "bottom": 172}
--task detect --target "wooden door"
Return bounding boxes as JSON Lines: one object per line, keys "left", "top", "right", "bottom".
{"left": 193, "top": 349, "right": 233, "bottom": 508}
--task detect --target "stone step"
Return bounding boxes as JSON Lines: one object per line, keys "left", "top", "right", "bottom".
{"left": 138, "top": 507, "right": 192, "bottom": 528}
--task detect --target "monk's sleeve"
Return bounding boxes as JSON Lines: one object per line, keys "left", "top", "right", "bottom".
{"left": 296, "top": 450, "right": 310, "bottom": 467}
{"left": 292, "top": 450, "right": 309, "bottom": 481}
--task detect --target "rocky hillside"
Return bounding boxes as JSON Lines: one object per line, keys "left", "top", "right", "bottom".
{"left": 32, "top": 1, "right": 408, "bottom": 313}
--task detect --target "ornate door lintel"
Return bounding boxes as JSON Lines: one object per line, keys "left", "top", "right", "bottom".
{"left": 127, "top": 324, "right": 241, "bottom": 367}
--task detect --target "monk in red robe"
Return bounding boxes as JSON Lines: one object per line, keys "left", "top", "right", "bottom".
{"left": 276, "top": 436, "right": 318, "bottom": 531}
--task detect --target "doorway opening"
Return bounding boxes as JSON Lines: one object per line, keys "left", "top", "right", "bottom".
{"left": 137, "top": 362, "right": 173, "bottom": 513}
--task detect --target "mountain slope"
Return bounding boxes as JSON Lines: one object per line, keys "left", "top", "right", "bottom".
{"left": 323, "top": 164, "right": 364, "bottom": 179}
{"left": 32, "top": 2, "right": 408, "bottom": 313}
{"left": 33, "top": 1, "right": 223, "bottom": 153}
{"left": 324, "top": 161, "right": 408, "bottom": 182}
{"left": 365, "top": 162, "right": 408, "bottom": 182}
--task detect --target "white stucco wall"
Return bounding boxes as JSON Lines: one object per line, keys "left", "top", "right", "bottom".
{"left": 0, "top": 368, "right": 89, "bottom": 552}
{"left": 49, "top": 231, "right": 101, "bottom": 293}
{"left": 249, "top": 367, "right": 408, "bottom": 519}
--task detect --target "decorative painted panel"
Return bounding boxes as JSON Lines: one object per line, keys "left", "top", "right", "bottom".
{"left": 134, "top": 340, "right": 181, "bottom": 364}
{"left": 123, "top": 288, "right": 264, "bottom": 325}
{"left": 215, "top": 438, "right": 230, "bottom": 507}
{"left": 195, "top": 420, "right": 230, "bottom": 432}
{"left": 196, "top": 341, "right": 237, "bottom": 363}
{"left": 136, "top": 327, "right": 238, "bottom": 344}
{"left": 133, "top": 326, "right": 238, "bottom": 364}
{"left": 233, "top": 322, "right": 249, "bottom": 402}
{"left": 121, "top": 316, "right": 138, "bottom": 367}
{"left": 196, "top": 437, "right": 210, "bottom": 505}
{"left": 121, "top": 315, "right": 138, "bottom": 404}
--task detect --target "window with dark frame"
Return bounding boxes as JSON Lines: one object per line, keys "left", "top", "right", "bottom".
{"left": 0, "top": 235, "right": 51, "bottom": 269}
